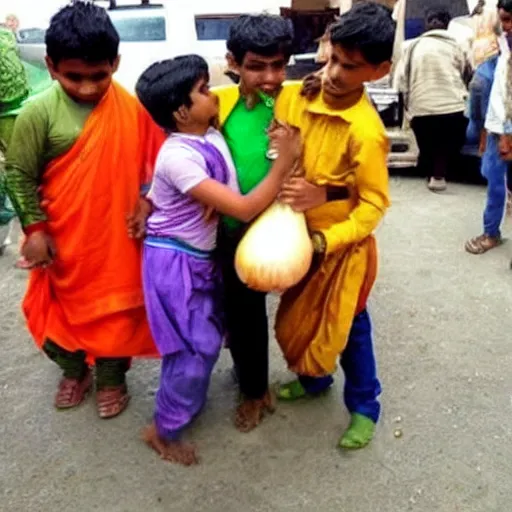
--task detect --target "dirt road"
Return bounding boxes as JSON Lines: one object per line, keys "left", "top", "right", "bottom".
{"left": 1, "top": 177, "right": 511, "bottom": 512}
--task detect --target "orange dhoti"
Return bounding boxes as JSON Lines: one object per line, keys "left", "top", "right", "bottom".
{"left": 275, "top": 235, "right": 377, "bottom": 377}
{"left": 23, "top": 83, "right": 165, "bottom": 360}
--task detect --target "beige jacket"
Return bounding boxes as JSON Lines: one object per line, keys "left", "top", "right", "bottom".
{"left": 398, "top": 30, "right": 470, "bottom": 119}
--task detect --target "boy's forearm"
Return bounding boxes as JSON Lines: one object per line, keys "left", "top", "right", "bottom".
{"left": 315, "top": 201, "right": 387, "bottom": 256}
{"left": 5, "top": 164, "right": 47, "bottom": 232}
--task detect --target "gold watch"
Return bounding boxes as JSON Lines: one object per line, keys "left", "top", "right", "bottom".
{"left": 311, "top": 231, "right": 327, "bottom": 254}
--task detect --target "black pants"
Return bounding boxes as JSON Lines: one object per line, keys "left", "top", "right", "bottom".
{"left": 43, "top": 339, "right": 130, "bottom": 389}
{"left": 218, "top": 226, "right": 269, "bottom": 400}
{"left": 411, "top": 112, "right": 468, "bottom": 180}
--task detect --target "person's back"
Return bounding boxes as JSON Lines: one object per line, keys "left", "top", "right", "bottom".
{"left": 399, "top": 7, "right": 470, "bottom": 192}
{"left": 407, "top": 29, "right": 468, "bottom": 117}
{"left": 5, "top": 2, "right": 164, "bottom": 420}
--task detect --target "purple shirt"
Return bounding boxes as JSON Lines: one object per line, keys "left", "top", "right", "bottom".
{"left": 146, "top": 128, "right": 238, "bottom": 251}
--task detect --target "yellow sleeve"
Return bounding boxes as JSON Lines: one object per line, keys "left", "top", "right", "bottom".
{"left": 212, "top": 84, "right": 240, "bottom": 127}
{"left": 319, "top": 128, "right": 390, "bottom": 255}
{"left": 275, "top": 82, "right": 303, "bottom": 126}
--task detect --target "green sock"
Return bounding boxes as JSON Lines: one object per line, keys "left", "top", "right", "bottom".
{"left": 338, "top": 413, "right": 376, "bottom": 450}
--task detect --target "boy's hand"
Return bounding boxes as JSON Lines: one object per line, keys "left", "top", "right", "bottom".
{"left": 279, "top": 177, "right": 327, "bottom": 212}
{"left": 499, "top": 135, "right": 512, "bottom": 161}
{"left": 22, "top": 231, "right": 56, "bottom": 268}
{"left": 479, "top": 130, "right": 487, "bottom": 155}
{"left": 127, "top": 197, "right": 152, "bottom": 239}
{"left": 272, "top": 124, "right": 302, "bottom": 163}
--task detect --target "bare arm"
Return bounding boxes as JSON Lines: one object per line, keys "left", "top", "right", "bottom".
{"left": 188, "top": 152, "right": 294, "bottom": 223}
{"left": 188, "top": 124, "right": 301, "bottom": 222}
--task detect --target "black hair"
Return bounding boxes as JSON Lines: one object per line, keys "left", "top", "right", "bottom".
{"left": 471, "top": 0, "right": 486, "bottom": 16}
{"left": 45, "top": 1, "right": 119, "bottom": 66}
{"left": 227, "top": 14, "right": 294, "bottom": 65}
{"left": 329, "top": 2, "right": 395, "bottom": 66}
{"left": 424, "top": 5, "right": 452, "bottom": 30}
{"left": 136, "top": 55, "right": 209, "bottom": 131}
{"left": 498, "top": 0, "right": 512, "bottom": 12}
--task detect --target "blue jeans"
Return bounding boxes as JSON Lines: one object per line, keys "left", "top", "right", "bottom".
{"left": 482, "top": 134, "right": 509, "bottom": 238}
{"left": 298, "top": 309, "right": 381, "bottom": 424}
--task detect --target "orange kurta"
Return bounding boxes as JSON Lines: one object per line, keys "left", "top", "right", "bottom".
{"left": 23, "top": 83, "right": 165, "bottom": 359}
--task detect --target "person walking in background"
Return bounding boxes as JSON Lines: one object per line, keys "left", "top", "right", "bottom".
{"left": 399, "top": 7, "right": 471, "bottom": 192}
{"left": 0, "top": 20, "right": 29, "bottom": 249}
{"left": 465, "top": 0, "right": 512, "bottom": 255}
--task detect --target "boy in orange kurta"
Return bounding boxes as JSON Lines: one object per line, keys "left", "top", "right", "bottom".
{"left": 5, "top": 3, "right": 164, "bottom": 418}
{"left": 274, "top": 2, "right": 395, "bottom": 450}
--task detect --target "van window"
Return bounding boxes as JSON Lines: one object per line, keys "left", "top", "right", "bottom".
{"left": 112, "top": 16, "right": 166, "bottom": 42}
{"left": 17, "top": 16, "right": 166, "bottom": 45}
{"left": 17, "top": 28, "right": 45, "bottom": 44}
{"left": 195, "top": 15, "right": 239, "bottom": 41}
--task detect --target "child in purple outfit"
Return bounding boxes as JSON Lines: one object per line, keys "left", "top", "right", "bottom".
{"left": 130, "top": 55, "right": 299, "bottom": 466}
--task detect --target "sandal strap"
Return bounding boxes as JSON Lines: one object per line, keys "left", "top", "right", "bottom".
{"left": 465, "top": 235, "right": 500, "bottom": 254}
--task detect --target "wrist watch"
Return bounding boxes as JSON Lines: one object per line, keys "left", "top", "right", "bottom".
{"left": 311, "top": 231, "right": 327, "bottom": 254}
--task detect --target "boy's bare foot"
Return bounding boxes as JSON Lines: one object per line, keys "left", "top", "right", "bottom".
{"left": 235, "top": 391, "right": 275, "bottom": 433}
{"left": 141, "top": 423, "right": 199, "bottom": 466}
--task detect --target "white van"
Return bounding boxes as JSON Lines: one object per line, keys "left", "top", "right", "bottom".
{"left": 17, "top": 1, "right": 242, "bottom": 91}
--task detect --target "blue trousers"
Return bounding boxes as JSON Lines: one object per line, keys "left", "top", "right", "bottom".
{"left": 298, "top": 309, "right": 381, "bottom": 424}
{"left": 482, "top": 134, "right": 509, "bottom": 238}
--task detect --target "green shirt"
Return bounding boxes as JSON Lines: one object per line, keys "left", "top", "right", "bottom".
{"left": 221, "top": 92, "right": 274, "bottom": 231}
{"left": 5, "top": 82, "right": 93, "bottom": 228}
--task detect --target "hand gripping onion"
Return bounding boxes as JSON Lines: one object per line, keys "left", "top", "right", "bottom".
{"left": 235, "top": 200, "right": 313, "bottom": 292}
{"left": 234, "top": 119, "right": 313, "bottom": 293}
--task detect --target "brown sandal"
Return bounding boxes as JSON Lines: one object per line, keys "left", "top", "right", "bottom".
{"left": 465, "top": 234, "right": 502, "bottom": 255}
{"left": 96, "top": 385, "right": 131, "bottom": 419}
{"left": 55, "top": 370, "right": 93, "bottom": 409}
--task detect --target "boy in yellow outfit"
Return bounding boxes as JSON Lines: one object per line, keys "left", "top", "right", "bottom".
{"left": 274, "top": 2, "right": 395, "bottom": 450}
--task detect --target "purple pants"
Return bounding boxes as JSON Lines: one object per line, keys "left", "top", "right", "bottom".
{"left": 142, "top": 239, "right": 224, "bottom": 440}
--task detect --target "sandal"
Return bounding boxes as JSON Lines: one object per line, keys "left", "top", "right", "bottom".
{"left": 55, "top": 370, "right": 93, "bottom": 409}
{"left": 465, "top": 234, "right": 502, "bottom": 255}
{"left": 96, "top": 385, "right": 131, "bottom": 419}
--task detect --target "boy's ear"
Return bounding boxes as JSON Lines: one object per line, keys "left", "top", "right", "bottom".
{"left": 113, "top": 55, "right": 121, "bottom": 73}
{"left": 174, "top": 105, "right": 189, "bottom": 125}
{"left": 45, "top": 56, "right": 57, "bottom": 78}
{"left": 372, "top": 61, "right": 391, "bottom": 81}
{"left": 226, "top": 52, "right": 240, "bottom": 74}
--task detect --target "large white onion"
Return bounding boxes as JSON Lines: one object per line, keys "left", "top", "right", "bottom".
{"left": 235, "top": 201, "right": 313, "bottom": 292}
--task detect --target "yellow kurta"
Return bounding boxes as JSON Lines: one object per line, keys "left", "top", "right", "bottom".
{"left": 274, "top": 83, "right": 390, "bottom": 377}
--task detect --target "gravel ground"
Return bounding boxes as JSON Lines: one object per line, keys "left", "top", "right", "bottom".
{"left": 1, "top": 177, "right": 512, "bottom": 512}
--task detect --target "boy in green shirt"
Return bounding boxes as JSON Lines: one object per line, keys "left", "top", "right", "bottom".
{"left": 215, "top": 15, "right": 294, "bottom": 432}
{"left": 215, "top": 14, "right": 347, "bottom": 432}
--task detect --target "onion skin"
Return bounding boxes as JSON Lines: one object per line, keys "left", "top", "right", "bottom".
{"left": 234, "top": 201, "right": 314, "bottom": 292}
